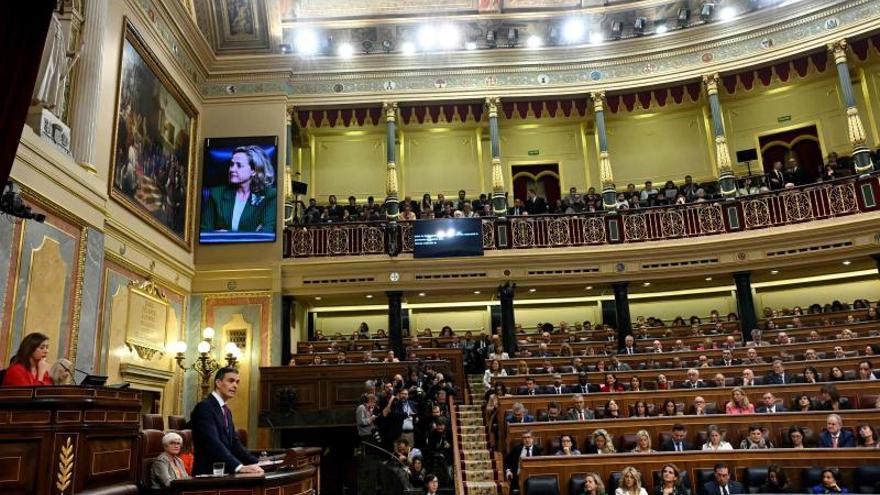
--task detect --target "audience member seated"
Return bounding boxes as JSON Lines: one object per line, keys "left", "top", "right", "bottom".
{"left": 816, "top": 384, "right": 850, "bottom": 410}
{"left": 740, "top": 424, "right": 773, "bottom": 449}
{"left": 702, "top": 425, "right": 733, "bottom": 451}
{"left": 505, "top": 430, "right": 541, "bottom": 491}
{"left": 726, "top": 387, "right": 755, "bottom": 415}
{"left": 616, "top": 466, "right": 648, "bottom": 495}
{"left": 538, "top": 401, "right": 565, "bottom": 422}
{"left": 556, "top": 434, "right": 581, "bottom": 455}
{"left": 567, "top": 394, "right": 595, "bottom": 421}
{"left": 756, "top": 391, "right": 787, "bottom": 413}
{"left": 660, "top": 399, "right": 681, "bottom": 417}
{"left": 856, "top": 424, "right": 878, "bottom": 448}
{"left": 787, "top": 425, "right": 807, "bottom": 449}
{"left": 600, "top": 373, "right": 625, "bottom": 393}
{"left": 49, "top": 358, "right": 74, "bottom": 385}
{"left": 631, "top": 429, "right": 655, "bottom": 454}
{"left": 758, "top": 464, "right": 791, "bottom": 494}
{"left": 704, "top": 463, "right": 745, "bottom": 495}
{"left": 585, "top": 428, "right": 616, "bottom": 454}
{"left": 678, "top": 368, "right": 709, "bottom": 389}
{"left": 2, "top": 332, "right": 54, "bottom": 386}
{"left": 506, "top": 402, "right": 535, "bottom": 424}
{"left": 151, "top": 432, "right": 191, "bottom": 489}
{"left": 661, "top": 424, "right": 695, "bottom": 452}
{"left": 577, "top": 472, "right": 608, "bottom": 495}
{"left": 484, "top": 359, "right": 507, "bottom": 388}
{"left": 655, "top": 463, "right": 691, "bottom": 495}
{"left": 819, "top": 414, "right": 855, "bottom": 448}
{"left": 811, "top": 468, "right": 850, "bottom": 494}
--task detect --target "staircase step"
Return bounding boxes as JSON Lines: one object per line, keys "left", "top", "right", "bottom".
{"left": 463, "top": 459, "right": 493, "bottom": 471}
{"left": 464, "top": 481, "right": 499, "bottom": 495}
{"left": 465, "top": 469, "right": 497, "bottom": 482}
{"left": 461, "top": 449, "right": 491, "bottom": 461}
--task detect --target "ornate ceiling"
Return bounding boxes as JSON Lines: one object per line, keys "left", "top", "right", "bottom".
{"left": 192, "top": 0, "right": 801, "bottom": 55}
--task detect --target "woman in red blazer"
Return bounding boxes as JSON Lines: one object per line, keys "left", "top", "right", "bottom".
{"left": 3, "top": 332, "right": 53, "bottom": 386}
{"left": 599, "top": 373, "right": 625, "bottom": 393}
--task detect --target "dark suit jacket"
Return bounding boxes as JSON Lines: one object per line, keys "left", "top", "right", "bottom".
{"left": 676, "top": 380, "right": 709, "bottom": 389}
{"left": 768, "top": 169, "right": 786, "bottom": 190}
{"left": 525, "top": 196, "right": 547, "bottom": 215}
{"left": 660, "top": 439, "right": 695, "bottom": 452}
{"left": 703, "top": 481, "right": 745, "bottom": 495}
{"left": 765, "top": 372, "right": 792, "bottom": 385}
{"left": 568, "top": 383, "right": 596, "bottom": 394}
{"left": 200, "top": 186, "right": 277, "bottom": 233}
{"left": 756, "top": 404, "right": 788, "bottom": 413}
{"left": 787, "top": 167, "right": 809, "bottom": 186}
{"left": 191, "top": 395, "right": 257, "bottom": 475}
{"left": 818, "top": 429, "right": 856, "bottom": 448}
{"left": 505, "top": 443, "right": 542, "bottom": 474}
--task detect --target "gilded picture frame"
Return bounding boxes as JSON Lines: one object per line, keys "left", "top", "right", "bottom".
{"left": 109, "top": 19, "right": 197, "bottom": 251}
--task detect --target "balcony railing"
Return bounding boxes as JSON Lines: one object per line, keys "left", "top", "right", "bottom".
{"left": 283, "top": 173, "right": 880, "bottom": 258}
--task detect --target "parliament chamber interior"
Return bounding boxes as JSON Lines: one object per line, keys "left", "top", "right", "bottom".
{"left": 4, "top": 0, "right": 880, "bottom": 494}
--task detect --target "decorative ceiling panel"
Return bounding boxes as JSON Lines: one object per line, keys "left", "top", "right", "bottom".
{"left": 280, "top": 0, "right": 478, "bottom": 21}
{"left": 195, "top": 0, "right": 272, "bottom": 53}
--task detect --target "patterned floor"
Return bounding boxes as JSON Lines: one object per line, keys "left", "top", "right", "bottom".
{"left": 456, "top": 375, "right": 500, "bottom": 495}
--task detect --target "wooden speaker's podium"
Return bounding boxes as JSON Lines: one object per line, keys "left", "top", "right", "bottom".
{"left": 0, "top": 385, "right": 141, "bottom": 495}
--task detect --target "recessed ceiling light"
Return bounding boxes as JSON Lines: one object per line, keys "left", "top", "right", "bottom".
{"left": 585, "top": 286, "right": 593, "bottom": 290}
{"left": 418, "top": 292, "right": 426, "bottom": 297}
{"left": 295, "top": 29, "right": 320, "bottom": 56}
{"left": 642, "top": 282, "right": 651, "bottom": 287}
{"left": 588, "top": 31, "right": 604, "bottom": 45}
{"left": 314, "top": 296, "right": 322, "bottom": 301}
{"left": 655, "top": 23, "right": 669, "bottom": 34}
{"left": 337, "top": 42, "right": 354, "bottom": 58}
{"left": 365, "top": 294, "right": 373, "bottom": 299}
{"left": 526, "top": 35, "right": 542, "bottom": 49}
{"left": 473, "top": 290, "right": 481, "bottom": 295}
{"left": 417, "top": 25, "right": 436, "bottom": 50}
{"left": 465, "top": 41, "right": 477, "bottom": 50}
{"left": 718, "top": 6, "right": 737, "bottom": 21}
{"left": 842, "top": 260, "right": 852, "bottom": 265}
{"left": 529, "top": 288, "right": 537, "bottom": 292}
{"left": 438, "top": 24, "right": 460, "bottom": 50}
{"left": 562, "top": 18, "right": 585, "bottom": 43}
{"left": 770, "top": 270, "right": 779, "bottom": 275}
{"left": 705, "top": 276, "right": 712, "bottom": 281}
{"left": 401, "top": 41, "right": 416, "bottom": 55}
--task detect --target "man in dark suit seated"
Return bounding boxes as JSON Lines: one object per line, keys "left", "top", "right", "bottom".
{"left": 660, "top": 424, "right": 695, "bottom": 452}
{"left": 703, "top": 463, "right": 745, "bottom": 495}
{"left": 518, "top": 377, "right": 544, "bottom": 396}
{"left": 190, "top": 367, "right": 262, "bottom": 475}
{"left": 676, "top": 368, "right": 709, "bottom": 389}
{"left": 505, "top": 430, "right": 542, "bottom": 494}
{"left": 764, "top": 359, "right": 792, "bottom": 385}
{"left": 818, "top": 413, "right": 856, "bottom": 448}
{"left": 755, "top": 391, "right": 788, "bottom": 413}
{"left": 505, "top": 402, "right": 535, "bottom": 424}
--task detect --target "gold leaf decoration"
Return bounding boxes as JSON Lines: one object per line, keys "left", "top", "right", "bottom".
{"left": 56, "top": 436, "right": 74, "bottom": 493}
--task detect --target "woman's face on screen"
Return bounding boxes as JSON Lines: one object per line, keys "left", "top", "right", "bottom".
{"left": 229, "top": 152, "right": 254, "bottom": 186}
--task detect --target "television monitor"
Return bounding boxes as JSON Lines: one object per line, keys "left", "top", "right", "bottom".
{"left": 736, "top": 148, "right": 758, "bottom": 163}
{"left": 413, "top": 218, "right": 484, "bottom": 259}
{"left": 199, "top": 136, "right": 278, "bottom": 244}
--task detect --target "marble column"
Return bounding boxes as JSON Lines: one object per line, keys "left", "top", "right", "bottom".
{"left": 68, "top": 0, "right": 106, "bottom": 173}
{"left": 591, "top": 91, "right": 617, "bottom": 210}
{"left": 486, "top": 96, "right": 508, "bottom": 215}
{"left": 612, "top": 282, "right": 632, "bottom": 347}
{"left": 387, "top": 291, "right": 405, "bottom": 361}
{"left": 703, "top": 73, "right": 736, "bottom": 197}
{"left": 829, "top": 40, "right": 875, "bottom": 174}
{"left": 497, "top": 282, "right": 517, "bottom": 355}
{"left": 733, "top": 272, "right": 757, "bottom": 343}
{"left": 383, "top": 102, "right": 400, "bottom": 220}
{"left": 284, "top": 107, "right": 294, "bottom": 225}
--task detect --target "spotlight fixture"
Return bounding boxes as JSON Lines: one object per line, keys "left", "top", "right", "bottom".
{"left": 526, "top": 35, "right": 542, "bottom": 49}
{"left": 655, "top": 21, "right": 668, "bottom": 34}
{"left": 438, "top": 23, "right": 461, "bottom": 50}
{"left": 529, "top": 288, "right": 537, "bottom": 293}
{"left": 610, "top": 21, "right": 623, "bottom": 40}
{"left": 562, "top": 17, "right": 585, "bottom": 43}
{"left": 842, "top": 260, "right": 852, "bottom": 266}
{"left": 486, "top": 29, "right": 497, "bottom": 48}
{"left": 700, "top": 2, "right": 715, "bottom": 21}
{"left": 770, "top": 270, "right": 779, "bottom": 275}
{"left": 314, "top": 296, "right": 322, "bottom": 301}
{"left": 0, "top": 182, "right": 46, "bottom": 222}
{"left": 361, "top": 39, "right": 374, "bottom": 53}
{"left": 678, "top": 8, "right": 691, "bottom": 26}
{"left": 634, "top": 17, "right": 646, "bottom": 35}
{"left": 718, "top": 6, "right": 736, "bottom": 21}
{"left": 589, "top": 31, "right": 603, "bottom": 45}
{"left": 642, "top": 282, "right": 651, "bottom": 287}
{"left": 473, "top": 290, "right": 481, "bottom": 295}
{"left": 705, "top": 276, "right": 713, "bottom": 281}
{"left": 401, "top": 41, "right": 416, "bottom": 55}
{"left": 417, "top": 25, "right": 436, "bottom": 50}
{"left": 365, "top": 294, "right": 374, "bottom": 299}
{"left": 295, "top": 29, "right": 320, "bottom": 56}
{"left": 465, "top": 40, "right": 477, "bottom": 50}
{"left": 279, "top": 43, "right": 292, "bottom": 54}
{"left": 382, "top": 39, "right": 393, "bottom": 53}
{"left": 337, "top": 42, "right": 354, "bottom": 58}
{"left": 585, "top": 286, "right": 593, "bottom": 290}
{"left": 507, "top": 28, "right": 518, "bottom": 48}
{"left": 418, "top": 292, "right": 426, "bottom": 297}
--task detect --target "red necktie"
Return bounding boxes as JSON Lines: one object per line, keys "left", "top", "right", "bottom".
{"left": 832, "top": 436, "right": 838, "bottom": 448}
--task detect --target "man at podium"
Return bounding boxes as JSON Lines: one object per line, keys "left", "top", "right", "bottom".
{"left": 190, "top": 367, "right": 263, "bottom": 475}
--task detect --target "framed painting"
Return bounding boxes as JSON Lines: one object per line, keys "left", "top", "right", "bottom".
{"left": 109, "top": 19, "right": 197, "bottom": 250}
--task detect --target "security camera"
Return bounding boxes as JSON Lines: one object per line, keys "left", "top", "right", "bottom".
{"left": 0, "top": 182, "right": 46, "bottom": 222}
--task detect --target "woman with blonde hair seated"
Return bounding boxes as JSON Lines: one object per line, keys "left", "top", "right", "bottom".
{"left": 50, "top": 359, "right": 75, "bottom": 385}
{"left": 616, "top": 466, "right": 648, "bottom": 495}
{"left": 151, "top": 432, "right": 191, "bottom": 488}
{"left": 576, "top": 472, "right": 607, "bottom": 495}
{"left": 631, "top": 430, "right": 654, "bottom": 453}
{"left": 586, "top": 428, "right": 616, "bottom": 454}
{"left": 725, "top": 387, "right": 755, "bottom": 415}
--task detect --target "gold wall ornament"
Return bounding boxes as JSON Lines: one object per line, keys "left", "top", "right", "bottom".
{"left": 714, "top": 135, "right": 733, "bottom": 174}
{"left": 124, "top": 279, "right": 170, "bottom": 358}
{"left": 591, "top": 91, "right": 605, "bottom": 113}
{"left": 485, "top": 96, "right": 500, "bottom": 118}
{"left": 491, "top": 157, "right": 504, "bottom": 193}
{"left": 56, "top": 436, "right": 74, "bottom": 493}
{"left": 828, "top": 39, "right": 848, "bottom": 65}
{"left": 599, "top": 151, "right": 614, "bottom": 186}
{"left": 383, "top": 101, "right": 398, "bottom": 123}
{"left": 846, "top": 106, "right": 867, "bottom": 146}
{"left": 386, "top": 161, "right": 399, "bottom": 196}
{"left": 703, "top": 73, "right": 720, "bottom": 96}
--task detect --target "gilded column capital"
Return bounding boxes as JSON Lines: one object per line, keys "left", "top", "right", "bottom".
{"left": 590, "top": 91, "right": 605, "bottom": 113}
{"left": 383, "top": 101, "right": 398, "bottom": 123}
{"left": 286, "top": 106, "right": 295, "bottom": 124}
{"left": 827, "top": 39, "right": 848, "bottom": 65}
{"left": 702, "top": 73, "right": 720, "bottom": 96}
{"left": 485, "top": 96, "right": 500, "bottom": 118}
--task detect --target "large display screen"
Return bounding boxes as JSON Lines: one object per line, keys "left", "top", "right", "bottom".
{"left": 413, "top": 218, "right": 484, "bottom": 258}
{"left": 199, "top": 136, "right": 277, "bottom": 244}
